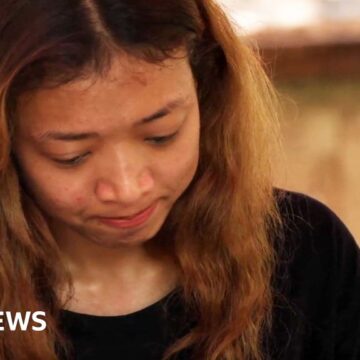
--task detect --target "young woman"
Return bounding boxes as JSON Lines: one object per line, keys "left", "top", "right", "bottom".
{"left": 0, "top": 1, "right": 359, "bottom": 359}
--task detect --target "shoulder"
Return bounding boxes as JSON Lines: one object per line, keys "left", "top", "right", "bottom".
{"left": 274, "top": 188, "right": 359, "bottom": 259}
{"left": 270, "top": 189, "right": 360, "bottom": 359}
{"left": 273, "top": 188, "right": 360, "bottom": 288}
{"left": 274, "top": 188, "right": 353, "bottom": 236}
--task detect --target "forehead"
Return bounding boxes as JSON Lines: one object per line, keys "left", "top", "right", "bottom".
{"left": 16, "top": 52, "right": 194, "bottom": 135}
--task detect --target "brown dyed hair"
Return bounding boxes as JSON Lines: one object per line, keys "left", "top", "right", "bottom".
{"left": 0, "top": 0, "right": 282, "bottom": 359}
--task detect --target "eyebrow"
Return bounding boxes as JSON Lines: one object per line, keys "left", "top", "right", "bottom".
{"left": 37, "top": 96, "right": 189, "bottom": 142}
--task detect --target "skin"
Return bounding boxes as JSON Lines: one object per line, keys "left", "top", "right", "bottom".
{"left": 13, "top": 52, "right": 200, "bottom": 315}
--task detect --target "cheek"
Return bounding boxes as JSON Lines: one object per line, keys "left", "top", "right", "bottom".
{"left": 20, "top": 168, "right": 88, "bottom": 212}
{"left": 33, "top": 183, "right": 86, "bottom": 212}
{"left": 161, "top": 141, "right": 199, "bottom": 192}
{"left": 75, "top": 195, "right": 86, "bottom": 205}
{"left": 49, "top": 191, "right": 85, "bottom": 207}
{"left": 177, "top": 134, "right": 199, "bottom": 183}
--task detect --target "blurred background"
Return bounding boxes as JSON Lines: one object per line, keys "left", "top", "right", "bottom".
{"left": 219, "top": 0, "right": 360, "bottom": 243}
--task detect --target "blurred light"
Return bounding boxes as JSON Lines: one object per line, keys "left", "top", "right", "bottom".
{"left": 267, "top": 1, "right": 319, "bottom": 27}
{"left": 218, "top": 0, "right": 360, "bottom": 32}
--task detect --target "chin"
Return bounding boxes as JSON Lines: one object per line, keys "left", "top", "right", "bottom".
{"left": 92, "top": 236, "right": 151, "bottom": 249}
{"left": 83, "top": 220, "right": 162, "bottom": 248}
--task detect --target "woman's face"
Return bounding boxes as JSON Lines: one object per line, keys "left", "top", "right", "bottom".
{"left": 14, "top": 53, "right": 200, "bottom": 248}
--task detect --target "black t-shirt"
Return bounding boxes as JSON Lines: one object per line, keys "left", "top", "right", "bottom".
{"left": 59, "top": 190, "right": 360, "bottom": 359}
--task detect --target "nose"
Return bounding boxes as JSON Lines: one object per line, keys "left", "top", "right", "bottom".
{"left": 94, "top": 147, "right": 154, "bottom": 206}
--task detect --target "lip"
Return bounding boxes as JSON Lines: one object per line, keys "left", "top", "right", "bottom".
{"left": 97, "top": 202, "right": 157, "bottom": 229}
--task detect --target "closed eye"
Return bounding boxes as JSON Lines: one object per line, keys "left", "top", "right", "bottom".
{"left": 50, "top": 131, "right": 179, "bottom": 167}
{"left": 145, "top": 131, "right": 179, "bottom": 145}
{"left": 52, "top": 152, "right": 90, "bottom": 166}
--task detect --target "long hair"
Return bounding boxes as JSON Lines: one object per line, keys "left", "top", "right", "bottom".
{"left": 0, "top": 1, "right": 282, "bottom": 359}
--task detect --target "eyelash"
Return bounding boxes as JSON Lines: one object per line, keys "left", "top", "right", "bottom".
{"left": 53, "top": 132, "right": 179, "bottom": 167}
{"left": 145, "top": 131, "right": 178, "bottom": 145}
{"left": 53, "top": 152, "right": 90, "bottom": 166}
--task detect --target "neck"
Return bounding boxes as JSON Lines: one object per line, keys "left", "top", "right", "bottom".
{"left": 50, "top": 220, "right": 177, "bottom": 285}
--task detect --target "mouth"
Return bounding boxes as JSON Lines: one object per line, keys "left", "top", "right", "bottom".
{"left": 97, "top": 202, "right": 158, "bottom": 229}
{"left": 101, "top": 203, "right": 156, "bottom": 220}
